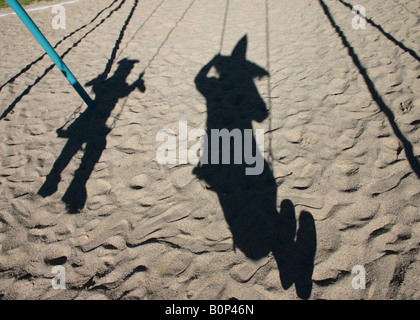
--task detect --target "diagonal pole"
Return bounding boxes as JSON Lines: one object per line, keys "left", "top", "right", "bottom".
{"left": 265, "top": 0, "right": 274, "bottom": 170}
{"left": 6, "top": 0, "right": 95, "bottom": 108}
{"left": 219, "top": 0, "right": 230, "bottom": 53}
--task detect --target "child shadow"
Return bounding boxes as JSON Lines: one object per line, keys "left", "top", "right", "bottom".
{"left": 193, "top": 35, "right": 317, "bottom": 299}
{"left": 38, "top": 58, "right": 145, "bottom": 213}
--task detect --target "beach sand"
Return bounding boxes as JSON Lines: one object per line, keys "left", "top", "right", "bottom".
{"left": 0, "top": 0, "right": 419, "bottom": 300}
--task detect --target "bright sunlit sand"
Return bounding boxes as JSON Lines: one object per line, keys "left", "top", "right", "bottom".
{"left": 0, "top": 0, "right": 419, "bottom": 300}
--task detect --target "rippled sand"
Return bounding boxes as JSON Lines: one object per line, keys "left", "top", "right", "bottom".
{"left": 0, "top": 0, "right": 419, "bottom": 300}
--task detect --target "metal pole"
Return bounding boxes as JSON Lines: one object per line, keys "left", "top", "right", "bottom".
{"left": 219, "top": 0, "right": 229, "bottom": 53}
{"left": 6, "top": 0, "right": 95, "bottom": 108}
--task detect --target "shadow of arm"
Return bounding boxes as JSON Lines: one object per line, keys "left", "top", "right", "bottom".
{"left": 129, "top": 71, "right": 146, "bottom": 93}
{"left": 195, "top": 54, "right": 220, "bottom": 93}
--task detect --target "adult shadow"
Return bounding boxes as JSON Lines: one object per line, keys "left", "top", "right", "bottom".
{"left": 38, "top": 58, "right": 145, "bottom": 213}
{"left": 193, "top": 35, "right": 317, "bottom": 299}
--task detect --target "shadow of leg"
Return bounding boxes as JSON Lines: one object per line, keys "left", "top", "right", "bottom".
{"left": 62, "top": 138, "right": 105, "bottom": 213}
{"left": 272, "top": 199, "right": 297, "bottom": 291}
{"left": 38, "top": 139, "right": 82, "bottom": 197}
{"left": 294, "top": 211, "right": 317, "bottom": 300}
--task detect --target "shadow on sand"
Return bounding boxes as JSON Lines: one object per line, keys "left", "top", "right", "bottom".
{"left": 38, "top": 0, "right": 143, "bottom": 212}
{"left": 38, "top": 58, "right": 145, "bottom": 212}
{"left": 193, "top": 35, "right": 317, "bottom": 299}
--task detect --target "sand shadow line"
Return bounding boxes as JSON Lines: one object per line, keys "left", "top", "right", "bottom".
{"left": 0, "top": 0, "right": 121, "bottom": 94}
{"left": 338, "top": 0, "right": 420, "bottom": 63}
{"left": 318, "top": 0, "right": 420, "bottom": 179}
{"left": 0, "top": 0, "right": 127, "bottom": 120}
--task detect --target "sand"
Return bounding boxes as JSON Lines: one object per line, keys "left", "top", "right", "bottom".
{"left": 0, "top": 0, "right": 419, "bottom": 300}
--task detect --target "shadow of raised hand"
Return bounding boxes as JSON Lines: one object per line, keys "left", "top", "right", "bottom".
{"left": 193, "top": 35, "right": 317, "bottom": 299}
{"left": 38, "top": 58, "right": 145, "bottom": 213}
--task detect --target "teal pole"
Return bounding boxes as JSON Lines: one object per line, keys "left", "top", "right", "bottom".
{"left": 6, "top": 0, "right": 95, "bottom": 108}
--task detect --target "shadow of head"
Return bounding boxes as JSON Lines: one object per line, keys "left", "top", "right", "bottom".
{"left": 85, "top": 58, "right": 145, "bottom": 94}
{"left": 214, "top": 35, "right": 269, "bottom": 81}
{"left": 197, "top": 35, "right": 270, "bottom": 124}
{"left": 115, "top": 57, "right": 140, "bottom": 77}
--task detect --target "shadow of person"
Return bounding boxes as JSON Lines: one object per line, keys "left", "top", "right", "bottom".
{"left": 193, "top": 35, "right": 317, "bottom": 299}
{"left": 38, "top": 58, "right": 145, "bottom": 213}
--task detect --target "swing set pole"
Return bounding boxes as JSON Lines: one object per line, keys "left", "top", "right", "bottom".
{"left": 6, "top": 0, "right": 95, "bottom": 108}
{"left": 219, "top": 0, "right": 230, "bottom": 53}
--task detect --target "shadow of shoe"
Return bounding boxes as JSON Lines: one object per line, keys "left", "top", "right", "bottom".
{"left": 273, "top": 199, "right": 297, "bottom": 290}
{"left": 38, "top": 176, "right": 59, "bottom": 197}
{"left": 294, "top": 211, "right": 317, "bottom": 299}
